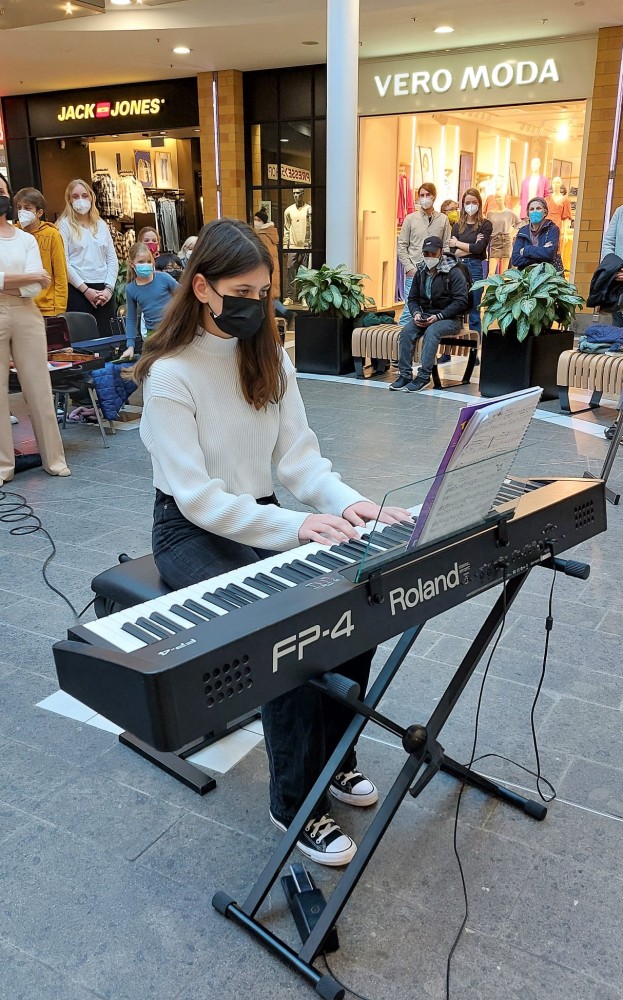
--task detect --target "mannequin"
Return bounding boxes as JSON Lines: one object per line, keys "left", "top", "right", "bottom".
{"left": 546, "top": 176, "right": 572, "bottom": 232}
{"left": 486, "top": 193, "right": 520, "bottom": 276}
{"left": 284, "top": 188, "right": 312, "bottom": 302}
{"left": 483, "top": 176, "right": 513, "bottom": 215}
{"left": 520, "top": 158, "right": 551, "bottom": 218}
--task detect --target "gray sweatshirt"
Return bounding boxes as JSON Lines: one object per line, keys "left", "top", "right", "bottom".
{"left": 397, "top": 208, "right": 451, "bottom": 272}
{"left": 602, "top": 206, "right": 623, "bottom": 260}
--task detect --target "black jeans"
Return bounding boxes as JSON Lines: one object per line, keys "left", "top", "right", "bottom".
{"left": 152, "top": 490, "right": 373, "bottom": 825}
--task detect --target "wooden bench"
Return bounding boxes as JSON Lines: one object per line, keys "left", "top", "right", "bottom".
{"left": 352, "top": 323, "right": 478, "bottom": 388}
{"left": 557, "top": 350, "right": 623, "bottom": 413}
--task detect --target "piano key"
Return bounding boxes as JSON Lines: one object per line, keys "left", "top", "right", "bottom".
{"left": 253, "top": 572, "right": 290, "bottom": 592}
{"left": 291, "top": 559, "right": 325, "bottom": 578}
{"left": 183, "top": 599, "right": 220, "bottom": 621}
{"left": 226, "top": 583, "right": 264, "bottom": 604}
{"left": 150, "top": 612, "right": 185, "bottom": 633}
{"left": 305, "top": 552, "right": 350, "bottom": 571}
{"left": 379, "top": 526, "right": 411, "bottom": 543}
{"left": 121, "top": 622, "right": 160, "bottom": 645}
{"left": 282, "top": 561, "right": 321, "bottom": 580}
{"left": 170, "top": 603, "right": 212, "bottom": 626}
{"left": 330, "top": 545, "right": 360, "bottom": 563}
{"left": 243, "top": 576, "right": 280, "bottom": 596}
{"left": 272, "top": 565, "right": 312, "bottom": 585}
{"left": 361, "top": 532, "right": 397, "bottom": 551}
{"left": 200, "top": 592, "right": 240, "bottom": 612}
{"left": 136, "top": 617, "right": 173, "bottom": 640}
{"left": 213, "top": 587, "right": 250, "bottom": 609}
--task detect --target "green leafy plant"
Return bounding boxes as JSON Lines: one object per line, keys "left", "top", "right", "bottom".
{"left": 472, "top": 263, "right": 584, "bottom": 343}
{"left": 293, "top": 264, "right": 374, "bottom": 320}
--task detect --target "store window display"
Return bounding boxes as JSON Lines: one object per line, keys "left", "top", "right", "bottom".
{"left": 397, "top": 183, "right": 450, "bottom": 326}
{"left": 520, "top": 158, "right": 551, "bottom": 219}
{"left": 449, "top": 188, "right": 492, "bottom": 340}
{"left": 283, "top": 188, "right": 311, "bottom": 303}
{"left": 483, "top": 176, "right": 514, "bottom": 215}
{"left": 510, "top": 197, "right": 561, "bottom": 271}
{"left": 486, "top": 194, "right": 521, "bottom": 276}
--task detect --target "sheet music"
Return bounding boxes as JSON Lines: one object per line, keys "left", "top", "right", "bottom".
{"left": 408, "top": 387, "right": 542, "bottom": 549}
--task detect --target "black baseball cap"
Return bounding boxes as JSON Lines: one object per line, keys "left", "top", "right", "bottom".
{"left": 422, "top": 236, "right": 443, "bottom": 254}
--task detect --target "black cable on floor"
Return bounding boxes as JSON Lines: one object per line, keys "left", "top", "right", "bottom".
{"left": 322, "top": 954, "right": 376, "bottom": 1000}
{"left": 0, "top": 487, "right": 79, "bottom": 617}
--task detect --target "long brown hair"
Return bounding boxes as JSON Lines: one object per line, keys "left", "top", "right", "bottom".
{"left": 458, "top": 187, "right": 484, "bottom": 230}
{"left": 131, "top": 219, "right": 285, "bottom": 410}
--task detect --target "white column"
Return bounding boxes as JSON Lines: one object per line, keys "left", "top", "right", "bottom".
{"left": 326, "top": 0, "right": 359, "bottom": 269}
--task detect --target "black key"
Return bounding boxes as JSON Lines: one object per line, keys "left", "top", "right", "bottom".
{"left": 254, "top": 572, "right": 288, "bottom": 592}
{"left": 227, "top": 583, "right": 263, "bottom": 604}
{"left": 343, "top": 539, "right": 370, "bottom": 556}
{"left": 150, "top": 612, "right": 184, "bottom": 633}
{"left": 380, "top": 526, "right": 411, "bottom": 543}
{"left": 272, "top": 565, "right": 309, "bottom": 585}
{"left": 361, "top": 532, "right": 396, "bottom": 550}
{"left": 291, "top": 559, "right": 324, "bottom": 578}
{"left": 136, "top": 617, "right": 172, "bottom": 639}
{"left": 399, "top": 519, "right": 417, "bottom": 528}
{"left": 183, "top": 599, "right": 219, "bottom": 621}
{"left": 330, "top": 545, "right": 359, "bottom": 563}
{"left": 306, "top": 551, "right": 351, "bottom": 571}
{"left": 121, "top": 622, "right": 160, "bottom": 645}
{"left": 214, "top": 587, "right": 248, "bottom": 609}
{"left": 201, "top": 591, "right": 239, "bottom": 612}
{"left": 244, "top": 576, "right": 279, "bottom": 596}
{"left": 171, "top": 603, "right": 210, "bottom": 626}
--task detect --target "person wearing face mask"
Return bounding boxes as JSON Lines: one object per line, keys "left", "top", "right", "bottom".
{"left": 57, "top": 179, "right": 119, "bottom": 337}
{"left": 510, "top": 197, "right": 561, "bottom": 272}
{"left": 131, "top": 218, "right": 412, "bottom": 868}
{"left": 14, "top": 187, "right": 68, "bottom": 317}
{"left": 390, "top": 235, "right": 469, "bottom": 393}
{"left": 0, "top": 173, "right": 70, "bottom": 486}
{"left": 137, "top": 228, "right": 160, "bottom": 259}
{"left": 179, "top": 235, "right": 197, "bottom": 268}
{"left": 440, "top": 200, "right": 459, "bottom": 227}
{"left": 120, "top": 244, "right": 178, "bottom": 360}
{"left": 397, "top": 183, "right": 450, "bottom": 325}
{"left": 448, "top": 189, "right": 492, "bottom": 344}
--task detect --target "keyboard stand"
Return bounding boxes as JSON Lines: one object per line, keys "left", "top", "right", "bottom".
{"left": 213, "top": 568, "right": 549, "bottom": 999}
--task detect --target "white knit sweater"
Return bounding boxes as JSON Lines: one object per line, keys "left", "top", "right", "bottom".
{"left": 140, "top": 332, "right": 366, "bottom": 551}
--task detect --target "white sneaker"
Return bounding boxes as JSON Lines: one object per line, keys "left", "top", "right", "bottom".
{"left": 10, "top": 415, "right": 18, "bottom": 425}
{"left": 330, "top": 770, "right": 379, "bottom": 807}
{"left": 270, "top": 812, "right": 356, "bottom": 867}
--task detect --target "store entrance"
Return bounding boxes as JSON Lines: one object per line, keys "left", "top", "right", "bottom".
{"left": 358, "top": 101, "right": 586, "bottom": 306}
{"left": 37, "top": 127, "right": 202, "bottom": 255}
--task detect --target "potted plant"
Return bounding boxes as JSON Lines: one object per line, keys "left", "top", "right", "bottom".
{"left": 473, "top": 263, "right": 584, "bottom": 400}
{"left": 293, "top": 264, "right": 374, "bottom": 375}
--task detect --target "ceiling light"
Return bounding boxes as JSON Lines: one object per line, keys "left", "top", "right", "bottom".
{"left": 556, "top": 123, "right": 570, "bottom": 142}
{"left": 434, "top": 25, "right": 454, "bottom": 34}
{"left": 280, "top": 138, "right": 289, "bottom": 142}
{"left": 302, "top": 40, "right": 319, "bottom": 46}
{"left": 64, "top": 2, "right": 75, "bottom": 13}
{"left": 111, "top": 0, "right": 132, "bottom": 6}
{"left": 173, "top": 46, "right": 191, "bottom": 55}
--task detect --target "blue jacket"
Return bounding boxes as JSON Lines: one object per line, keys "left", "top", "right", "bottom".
{"left": 510, "top": 219, "right": 560, "bottom": 271}
{"left": 91, "top": 362, "right": 137, "bottom": 421}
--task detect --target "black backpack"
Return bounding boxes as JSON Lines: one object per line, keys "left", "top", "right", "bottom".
{"left": 449, "top": 260, "right": 476, "bottom": 311}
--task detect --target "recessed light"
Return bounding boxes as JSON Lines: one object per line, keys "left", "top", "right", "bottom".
{"left": 193, "top": 128, "right": 200, "bottom": 132}
{"left": 160, "top": 131, "right": 167, "bottom": 135}
{"left": 111, "top": 0, "right": 132, "bottom": 6}
{"left": 434, "top": 25, "right": 454, "bottom": 34}
{"left": 112, "top": 134, "right": 119, "bottom": 138}
{"left": 301, "top": 40, "right": 319, "bottom": 46}
{"left": 64, "top": 1, "right": 75, "bottom": 13}
{"left": 173, "top": 45, "right": 191, "bottom": 55}
{"left": 280, "top": 138, "right": 289, "bottom": 142}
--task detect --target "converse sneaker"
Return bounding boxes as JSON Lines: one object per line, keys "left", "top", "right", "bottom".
{"left": 330, "top": 770, "right": 379, "bottom": 807}
{"left": 405, "top": 374, "right": 432, "bottom": 392}
{"left": 270, "top": 812, "right": 356, "bottom": 867}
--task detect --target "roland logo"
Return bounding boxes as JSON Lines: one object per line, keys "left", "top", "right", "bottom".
{"left": 57, "top": 98, "right": 163, "bottom": 122}
{"left": 389, "top": 563, "right": 461, "bottom": 615}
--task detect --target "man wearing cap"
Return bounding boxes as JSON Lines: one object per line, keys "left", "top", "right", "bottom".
{"left": 390, "top": 235, "right": 469, "bottom": 393}
{"left": 510, "top": 197, "right": 561, "bottom": 272}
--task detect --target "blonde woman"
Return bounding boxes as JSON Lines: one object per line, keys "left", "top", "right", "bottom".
{"left": 57, "top": 179, "right": 119, "bottom": 336}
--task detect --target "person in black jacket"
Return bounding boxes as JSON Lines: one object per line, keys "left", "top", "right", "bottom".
{"left": 390, "top": 235, "right": 469, "bottom": 392}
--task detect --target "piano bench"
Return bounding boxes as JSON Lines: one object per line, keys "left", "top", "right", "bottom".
{"left": 92, "top": 554, "right": 171, "bottom": 618}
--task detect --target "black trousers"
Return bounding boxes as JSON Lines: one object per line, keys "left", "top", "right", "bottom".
{"left": 152, "top": 490, "right": 373, "bottom": 825}
{"left": 67, "top": 283, "right": 116, "bottom": 338}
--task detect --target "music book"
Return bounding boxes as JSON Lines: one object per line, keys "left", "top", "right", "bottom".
{"left": 407, "top": 386, "right": 542, "bottom": 549}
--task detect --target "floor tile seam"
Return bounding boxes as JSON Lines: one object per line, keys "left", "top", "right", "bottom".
{"left": 471, "top": 668, "right": 623, "bottom": 710}
{"left": 178, "top": 801, "right": 279, "bottom": 846}
{"left": 0, "top": 936, "right": 107, "bottom": 999}
{"left": 0, "top": 613, "right": 64, "bottom": 640}
{"left": 458, "top": 926, "right": 623, "bottom": 993}
{"left": 478, "top": 772, "right": 623, "bottom": 827}
{"left": 129, "top": 813, "right": 191, "bottom": 863}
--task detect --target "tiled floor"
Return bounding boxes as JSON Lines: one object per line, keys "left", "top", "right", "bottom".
{"left": 1, "top": 371, "right": 622, "bottom": 1000}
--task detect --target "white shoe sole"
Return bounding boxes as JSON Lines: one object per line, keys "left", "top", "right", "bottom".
{"left": 270, "top": 814, "right": 357, "bottom": 867}
{"left": 329, "top": 784, "right": 379, "bottom": 807}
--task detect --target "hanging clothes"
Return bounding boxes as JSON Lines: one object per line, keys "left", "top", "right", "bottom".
{"left": 118, "top": 174, "right": 150, "bottom": 217}
{"left": 92, "top": 171, "right": 122, "bottom": 218}
{"left": 155, "top": 197, "right": 179, "bottom": 252}
{"left": 397, "top": 173, "right": 415, "bottom": 227}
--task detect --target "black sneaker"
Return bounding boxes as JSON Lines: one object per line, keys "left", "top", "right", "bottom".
{"left": 330, "top": 770, "right": 378, "bottom": 807}
{"left": 605, "top": 423, "right": 617, "bottom": 441}
{"left": 270, "top": 812, "right": 356, "bottom": 866}
{"left": 405, "top": 374, "right": 432, "bottom": 392}
{"left": 438, "top": 353, "right": 452, "bottom": 365}
{"left": 389, "top": 376, "right": 411, "bottom": 391}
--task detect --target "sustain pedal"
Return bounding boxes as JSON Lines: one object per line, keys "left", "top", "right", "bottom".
{"left": 281, "top": 863, "right": 339, "bottom": 953}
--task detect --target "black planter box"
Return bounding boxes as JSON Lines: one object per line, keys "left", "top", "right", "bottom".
{"left": 479, "top": 327, "right": 574, "bottom": 401}
{"left": 294, "top": 314, "right": 355, "bottom": 376}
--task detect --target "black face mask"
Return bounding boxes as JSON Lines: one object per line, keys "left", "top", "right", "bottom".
{"left": 0, "top": 195, "right": 13, "bottom": 220}
{"left": 208, "top": 284, "right": 266, "bottom": 340}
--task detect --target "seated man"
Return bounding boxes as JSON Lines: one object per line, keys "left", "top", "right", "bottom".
{"left": 390, "top": 236, "right": 469, "bottom": 392}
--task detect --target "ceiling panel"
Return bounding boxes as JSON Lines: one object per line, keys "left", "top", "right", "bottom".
{"left": 0, "top": 0, "right": 103, "bottom": 30}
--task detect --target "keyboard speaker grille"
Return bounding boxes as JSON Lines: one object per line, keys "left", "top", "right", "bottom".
{"left": 574, "top": 500, "right": 595, "bottom": 531}
{"left": 203, "top": 656, "right": 252, "bottom": 709}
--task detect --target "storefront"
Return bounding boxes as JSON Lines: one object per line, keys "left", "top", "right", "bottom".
{"left": 1, "top": 78, "right": 202, "bottom": 254}
{"left": 0, "top": 103, "right": 8, "bottom": 183}
{"left": 357, "top": 36, "right": 598, "bottom": 304}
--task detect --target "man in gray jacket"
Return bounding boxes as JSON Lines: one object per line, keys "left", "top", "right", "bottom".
{"left": 397, "top": 182, "right": 450, "bottom": 325}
